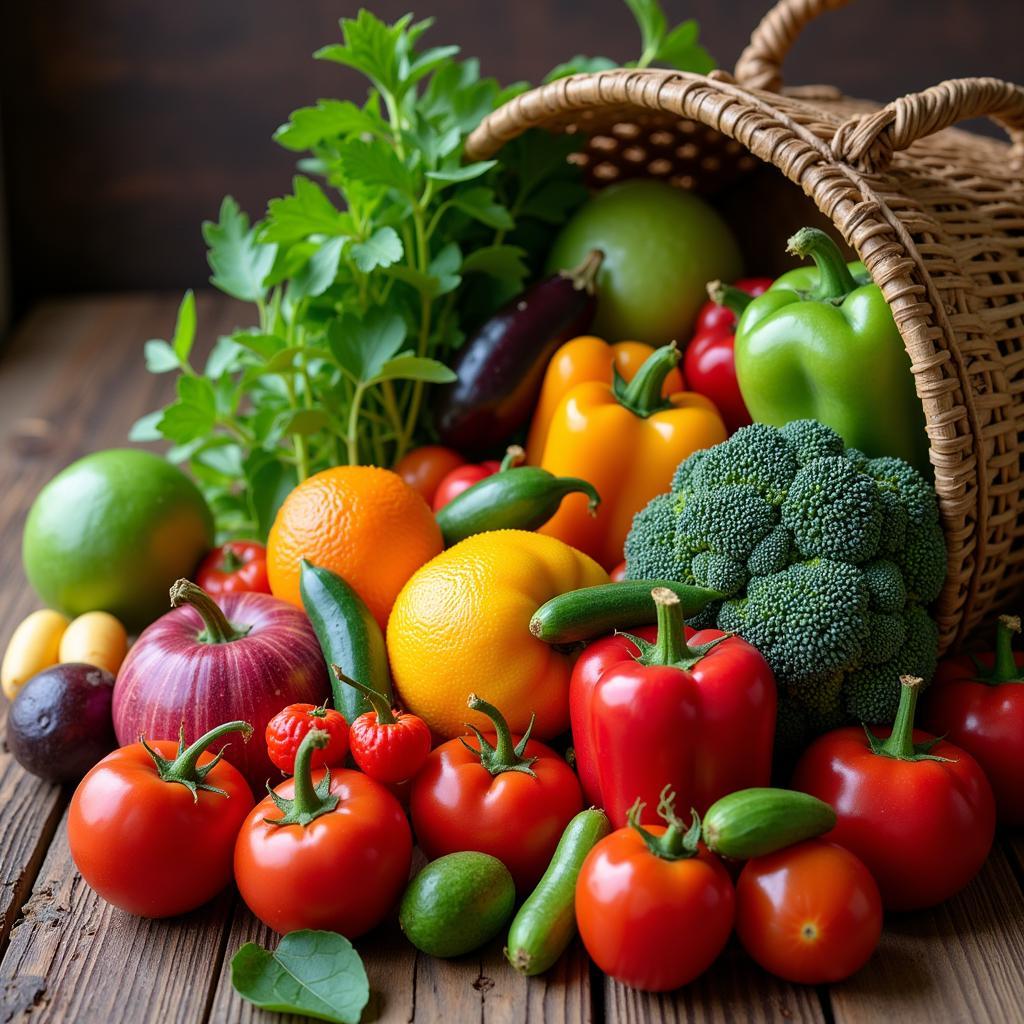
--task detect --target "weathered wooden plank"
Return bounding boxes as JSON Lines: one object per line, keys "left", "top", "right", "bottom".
{"left": 829, "top": 844, "right": 1024, "bottom": 1024}
{"left": 604, "top": 940, "right": 825, "bottom": 1024}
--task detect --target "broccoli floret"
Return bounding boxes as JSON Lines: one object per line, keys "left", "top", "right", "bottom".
{"left": 780, "top": 419, "right": 846, "bottom": 465}
{"left": 687, "top": 600, "right": 722, "bottom": 630}
{"left": 718, "top": 559, "right": 869, "bottom": 684}
{"left": 678, "top": 485, "right": 777, "bottom": 560}
{"left": 691, "top": 551, "right": 747, "bottom": 596}
{"left": 863, "top": 559, "right": 907, "bottom": 613}
{"left": 782, "top": 457, "right": 882, "bottom": 563}
{"left": 671, "top": 449, "right": 707, "bottom": 496}
{"left": 690, "top": 423, "right": 798, "bottom": 505}
{"left": 897, "top": 519, "right": 947, "bottom": 604}
{"left": 788, "top": 670, "right": 844, "bottom": 726}
{"left": 875, "top": 490, "right": 909, "bottom": 556}
{"left": 862, "top": 611, "right": 907, "bottom": 664}
{"left": 900, "top": 602, "right": 940, "bottom": 681}
{"left": 845, "top": 448, "right": 872, "bottom": 473}
{"left": 624, "top": 493, "right": 694, "bottom": 582}
{"left": 747, "top": 525, "right": 791, "bottom": 577}
{"left": 868, "top": 456, "right": 939, "bottom": 527}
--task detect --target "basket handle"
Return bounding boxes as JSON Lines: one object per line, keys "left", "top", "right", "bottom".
{"left": 832, "top": 77, "right": 1024, "bottom": 173}
{"left": 734, "top": 0, "right": 850, "bottom": 92}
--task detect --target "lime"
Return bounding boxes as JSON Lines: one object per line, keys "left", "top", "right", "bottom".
{"left": 23, "top": 449, "right": 214, "bottom": 633}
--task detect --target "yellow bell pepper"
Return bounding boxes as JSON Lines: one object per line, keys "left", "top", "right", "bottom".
{"left": 526, "top": 336, "right": 685, "bottom": 464}
{"left": 537, "top": 343, "right": 727, "bottom": 569}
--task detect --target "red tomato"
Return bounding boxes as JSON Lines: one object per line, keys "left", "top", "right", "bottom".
{"left": 793, "top": 677, "right": 995, "bottom": 911}
{"left": 410, "top": 695, "right": 582, "bottom": 892}
{"left": 195, "top": 541, "right": 270, "bottom": 595}
{"left": 265, "top": 702, "right": 349, "bottom": 775}
{"left": 609, "top": 560, "right": 627, "bottom": 582}
{"left": 431, "top": 460, "right": 501, "bottom": 511}
{"left": 68, "top": 721, "right": 255, "bottom": 917}
{"left": 235, "top": 730, "right": 412, "bottom": 937}
{"left": 394, "top": 445, "right": 465, "bottom": 505}
{"left": 736, "top": 840, "right": 882, "bottom": 985}
{"left": 575, "top": 788, "right": 734, "bottom": 991}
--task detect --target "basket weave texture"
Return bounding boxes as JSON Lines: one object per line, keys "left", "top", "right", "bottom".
{"left": 465, "top": 0, "right": 1024, "bottom": 653}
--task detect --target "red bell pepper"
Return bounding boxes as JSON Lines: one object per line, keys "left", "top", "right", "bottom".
{"left": 683, "top": 277, "right": 770, "bottom": 434}
{"left": 922, "top": 614, "right": 1024, "bottom": 825}
{"left": 570, "top": 587, "right": 776, "bottom": 828}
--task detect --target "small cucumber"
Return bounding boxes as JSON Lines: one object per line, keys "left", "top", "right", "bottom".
{"left": 400, "top": 852, "right": 516, "bottom": 958}
{"left": 299, "top": 559, "right": 393, "bottom": 723}
{"left": 435, "top": 466, "right": 600, "bottom": 547}
{"left": 505, "top": 809, "right": 611, "bottom": 975}
{"left": 702, "top": 788, "right": 836, "bottom": 859}
{"left": 530, "top": 580, "right": 722, "bottom": 644}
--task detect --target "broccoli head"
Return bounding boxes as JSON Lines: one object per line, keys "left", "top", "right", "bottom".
{"left": 623, "top": 493, "right": 694, "bottom": 583}
{"left": 691, "top": 551, "right": 748, "bottom": 596}
{"left": 863, "top": 559, "right": 907, "bottom": 614}
{"left": 780, "top": 419, "right": 846, "bottom": 465}
{"left": 689, "top": 422, "right": 798, "bottom": 505}
{"left": 678, "top": 484, "right": 777, "bottom": 560}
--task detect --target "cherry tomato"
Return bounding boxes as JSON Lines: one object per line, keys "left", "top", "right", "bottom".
{"left": 235, "top": 730, "right": 412, "bottom": 937}
{"left": 793, "top": 676, "right": 995, "bottom": 910}
{"left": 609, "top": 560, "right": 627, "bottom": 582}
{"left": 68, "top": 721, "right": 254, "bottom": 917}
{"left": 195, "top": 541, "right": 270, "bottom": 596}
{"left": 394, "top": 445, "right": 465, "bottom": 505}
{"left": 575, "top": 787, "right": 734, "bottom": 991}
{"left": 410, "top": 695, "right": 582, "bottom": 892}
{"left": 431, "top": 460, "right": 501, "bottom": 511}
{"left": 265, "top": 702, "right": 349, "bottom": 775}
{"left": 736, "top": 839, "right": 882, "bottom": 985}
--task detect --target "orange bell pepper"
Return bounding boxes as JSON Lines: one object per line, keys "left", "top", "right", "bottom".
{"left": 526, "top": 336, "right": 684, "bottom": 464}
{"left": 537, "top": 344, "right": 726, "bottom": 569}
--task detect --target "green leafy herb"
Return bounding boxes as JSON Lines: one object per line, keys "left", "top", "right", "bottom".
{"left": 134, "top": 2, "right": 714, "bottom": 540}
{"left": 231, "top": 929, "right": 369, "bottom": 1023}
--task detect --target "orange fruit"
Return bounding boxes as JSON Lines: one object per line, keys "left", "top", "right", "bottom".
{"left": 267, "top": 466, "right": 443, "bottom": 629}
{"left": 387, "top": 530, "right": 609, "bottom": 740}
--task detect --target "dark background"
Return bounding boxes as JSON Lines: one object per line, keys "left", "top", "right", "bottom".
{"left": 1, "top": 0, "right": 1022, "bottom": 322}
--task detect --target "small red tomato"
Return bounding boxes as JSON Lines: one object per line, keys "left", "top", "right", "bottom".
{"left": 235, "top": 730, "right": 412, "bottom": 937}
{"left": 432, "top": 460, "right": 501, "bottom": 511}
{"left": 333, "top": 666, "right": 432, "bottom": 784}
{"left": 394, "top": 445, "right": 466, "bottom": 505}
{"left": 68, "top": 721, "right": 255, "bottom": 917}
{"left": 410, "top": 695, "right": 582, "bottom": 892}
{"left": 195, "top": 541, "right": 270, "bottom": 596}
{"left": 609, "top": 560, "right": 627, "bottom": 582}
{"left": 266, "top": 702, "right": 349, "bottom": 775}
{"left": 793, "top": 675, "right": 995, "bottom": 911}
{"left": 736, "top": 839, "right": 882, "bottom": 985}
{"left": 576, "top": 787, "right": 734, "bottom": 991}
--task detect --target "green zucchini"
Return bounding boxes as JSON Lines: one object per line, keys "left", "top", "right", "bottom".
{"left": 505, "top": 809, "right": 611, "bottom": 975}
{"left": 435, "top": 466, "right": 600, "bottom": 547}
{"left": 702, "top": 788, "right": 836, "bottom": 860}
{"left": 529, "top": 580, "right": 722, "bottom": 644}
{"left": 299, "top": 559, "right": 393, "bottom": 722}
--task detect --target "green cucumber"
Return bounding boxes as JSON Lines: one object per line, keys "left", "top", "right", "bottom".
{"left": 529, "top": 580, "right": 722, "bottom": 643}
{"left": 299, "top": 559, "right": 393, "bottom": 722}
{"left": 400, "top": 852, "right": 516, "bottom": 958}
{"left": 702, "top": 788, "right": 836, "bottom": 859}
{"left": 435, "top": 466, "right": 600, "bottom": 547}
{"left": 505, "top": 809, "right": 611, "bottom": 975}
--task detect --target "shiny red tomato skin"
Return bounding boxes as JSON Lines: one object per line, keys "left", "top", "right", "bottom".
{"left": 431, "top": 460, "right": 501, "bottom": 511}
{"left": 265, "top": 703, "right": 349, "bottom": 776}
{"left": 792, "top": 726, "right": 995, "bottom": 910}
{"left": 736, "top": 840, "right": 882, "bottom": 985}
{"left": 234, "top": 767, "right": 412, "bottom": 937}
{"left": 394, "top": 446, "right": 466, "bottom": 505}
{"left": 68, "top": 740, "right": 254, "bottom": 918}
{"left": 410, "top": 733, "right": 583, "bottom": 892}
{"left": 195, "top": 541, "right": 270, "bottom": 595}
{"left": 576, "top": 825, "right": 734, "bottom": 991}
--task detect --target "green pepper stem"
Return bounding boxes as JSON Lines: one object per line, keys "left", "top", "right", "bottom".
{"left": 169, "top": 579, "right": 252, "bottom": 644}
{"left": 141, "top": 719, "right": 252, "bottom": 800}
{"left": 989, "top": 615, "right": 1022, "bottom": 684}
{"left": 617, "top": 343, "right": 680, "bottom": 418}
{"left": 627, "top": 785, "right": 700, "bottom": 861}
{"left": 650, "top": 587, "right": 698, "bottom": 665}
{"left": 707, "top": 280, "right": 753, "bottom": 319}
{"left": 878, "top": 675, "right": 923, "bottom": 759}
{"left": 332, "top": 665, "right": 396, "bottom": 724}
{"left": 560, "top": 249, "right": 604, "bottom": 294}
{"left": 464, "top": 694, "right": 537, "bottom": 777}
{"left": 786, "top": 227, "right": 860, "bottom": 301}
{"left": 500, "top": 446, "right": 526, "bottom": 472}
{"left": 550, "top": 476, "right": 601, "bottom": 517}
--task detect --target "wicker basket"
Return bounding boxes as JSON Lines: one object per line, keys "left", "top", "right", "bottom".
{"left": 465, "top": 0, "right": 1024, "bottom": 654}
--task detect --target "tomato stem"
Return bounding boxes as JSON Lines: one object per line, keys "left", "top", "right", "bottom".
{"left": 141, "top": 720, "right": 252, "bottom": 800}
{"left": 786, "top": 227, "right": 860, "bottom": 301}
{"left": 462, "top": 694, "right": 538, "bottom": 777}
{"left": 264, "top": 729, "right": 340, "bottom": 827}
{"left": 615, "top": 343, "right": 680, "bottom": 418}
{"left": 866, "top": 675, "right": 951, "bottom": 763}
{"left": 627, "top": 785, "right": 700, "bottom": 861}
{"left": 219, "top": 546, "right": 244, "bottom": 574}
{"left": 332, "top": 665, "right": 396, "bottom": 725}
{"left": 169, "top": 579, "right": 252, "bottom": 644}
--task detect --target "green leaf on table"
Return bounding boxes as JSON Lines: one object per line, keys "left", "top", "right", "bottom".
{"left": 203, "top": 197, "right": 277, "bottom": 302}
{"left": 328, "top": 308, "right": 406, "bottom": 383}
{"left": 425, "top": 159, "right": 497, "bottom": 186}
{"left": 449, "top": 187, "right": 514, "bottom": 230}
{"left": 461, "top": 244, "right": 529, "bottom": 283}
{"left": 264, "top": 177, "right": 351, "bottom": 244}
{"left": 172, "top": 290, "right": 197, "bottom": 360}
{"left": 350, "top": 227, "right": 403, "bottom": 273}
{"left": 274, "top": 99, "right": 383, "bottom": 152}
{"left": 144, "top": 339, "right": 180, "bottom": 373}
{"left": 289, "top": 236, "right": 347, "bottom": 300}
{"left": 373, "top": 354, "right": 457, "bottom": 384}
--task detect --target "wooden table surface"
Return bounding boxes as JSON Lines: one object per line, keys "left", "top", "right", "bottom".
{"left": 1, "top": 293, "right": 1024, "bottom": 1024}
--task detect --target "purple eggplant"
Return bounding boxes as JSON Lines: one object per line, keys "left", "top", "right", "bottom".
{"left": 434, "top": 250, "right": 603, "bottom": 456}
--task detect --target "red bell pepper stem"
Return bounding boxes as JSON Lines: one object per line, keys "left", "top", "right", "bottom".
{"left": 463, "top": 693, "right": 538, "bottom": 777}
{"left": 332, "top": 665, "right": 396, "bottom": 724}
{"left": 141, "top": 720, "right": 253, "bottom": 800}
{"left": 616, "top": 343, "right": 681, "bottom": 418}
{"left": 786, "top": 227, "right": 860, "bottom": 301}
{"left": 264, "top": 729, "right": 340, "bottom": 826}
{"left": 707, "top": 280, "right": 754, "bottom": 319}
{"left": 169, "top": 579, "right": 252, "bottom": 644}
{"left": 986, "top": 615, "right": 1023, "bottom": 684}
{"left": 627, "top": 785, "right": 701, "bottom": 861}
{"left": 867, "top": 676, "right": 949, "bottom": 763}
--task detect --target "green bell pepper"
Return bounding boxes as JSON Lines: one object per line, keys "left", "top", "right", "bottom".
{"left": 733, "top": 227, "right": 930, "bottom": 474}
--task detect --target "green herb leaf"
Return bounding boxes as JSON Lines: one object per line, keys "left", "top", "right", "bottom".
{"left": 264, "top": 177, "right": 351, "bottom": 244}
{"left": 203, "top": 197, "right": 277, "bottom": 302}
{"left": 653, "top": 20, "right": 714, "bottom": 73}
{"left": 144, "top": 339, "right": 180, "bottom": 374}
{"left": 461, "top": 244, "right": 529, "bottom": 282}
{"left": 543, "top": 55, "right": 617, "bottom": 83}
{"left": 128, "top": 410, "right": 164, "bottom": 443}
{"left": 205, "top": 335, "right": 244, "bottom": 378}
{"left": 231, "top": 929, "right": 369, "bottom": 1024}
{"left": 328, "top": 309, "right": 406, "bottom": 383}
{"left": 289, "top": 236, "right": 347, "bottom": 300}
{"left": 425, "top": 160, "right": 497, "bottom": 185}
{"left": 350, "top": 227, "right": 403, "bottom": 273}
{"left": 448, "top": 186, "right": 514, "bottom": 230}
{"left": 246, "top": 452, "right": 299, "bottom": 541}
{"left": 626, "top": 0, "right": 668, "bottom": 67}
{"left": 373, "top": 354, "right": 457, "bottom": 384}
{"left": 274, "top": 99, "right": 383, "bottom": 152}
{"left": 172, "top": 290, "right": 197, "bottom": 360}
{"left": 157, "top": 375, "right": 218, "bottom": 444}
{"left": 337, "top": 138, "right": 416, "bottom": 196}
